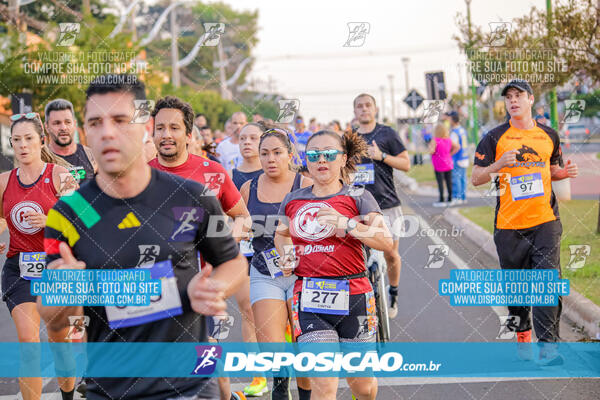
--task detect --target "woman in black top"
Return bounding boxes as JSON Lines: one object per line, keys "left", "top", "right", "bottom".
{"left": 239, "top": 128, "right": 312, "bottom": 400}
{"left": 231, "top": 123, "right": 264, "bottom": 189}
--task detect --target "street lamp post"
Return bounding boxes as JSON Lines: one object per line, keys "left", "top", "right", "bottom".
{"left": 546, "top": 0, "right": 559, "bottom": 131}
{"left": 170, "top": 5, "right": 180, "bottom": 87}
{"left": 466, "top": 0, "right": 479, "bottom": 144}
{"left": 402, "top": 57, "right": 410, "bottom": 119}
{"left": 380, "top": 85, "right": 386, "bottom": 123}
{"left": 388, "top": 74, "right": 396, "bottom": 126}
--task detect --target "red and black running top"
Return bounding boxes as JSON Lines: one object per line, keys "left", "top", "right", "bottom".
{"left": 279, "top": 183, "right": 382, "bottom": 295}
{"left": 3, "top": 163, "right": 57, "bottom": 258}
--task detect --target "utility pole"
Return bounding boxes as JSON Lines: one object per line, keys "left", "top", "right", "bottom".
{"left": 130, "top": 3, "right": 138, "bottom": 41}
{"left": 83, "top": 0, "right": 91, "bottom": 16}
{"left": 217, "top": 40, "right": 231, "bottom": 99}
{"left": 401, "top": 57, "right": 413, "bottom": 149}
{"left": 379, "top": 85, "right": 386, "bottom": 122}
{"left": 488, "top": 86, "right": 495, "bottom": 125}
{"left": 7, "top": 0, "right": 19, "bottom": 32}
{"left": 402, "top": 57, "right": 410, "bottom": 118}
{"left": 170, "top": 4, "right": 180, "bottom": 87}
{"left": 546, "top": 0, "right": 559, "bottom": 130}
{"left": 466, "top": 0, "right": 479, "bottom": 144}
{"left": 457, "top": 63, "right": 464, "bottom": 95}
{"left": 388, "top": 74, "right": 396, "bottom": 127}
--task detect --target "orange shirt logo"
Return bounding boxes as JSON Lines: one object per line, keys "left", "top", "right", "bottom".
{"left": 506, "top": 144, "right": 545, "bottom": 168}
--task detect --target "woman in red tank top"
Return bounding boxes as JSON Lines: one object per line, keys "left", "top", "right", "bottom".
{"left": 0, "top": 113, "right": 78, "bottom": 400}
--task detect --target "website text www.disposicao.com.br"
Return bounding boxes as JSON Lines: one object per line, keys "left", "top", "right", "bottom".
{"left": 222, "top": 351, "right": 442, "bottom": 374}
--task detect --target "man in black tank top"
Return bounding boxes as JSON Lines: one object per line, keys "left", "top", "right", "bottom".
{"left": 45, "top": 99, "right": 97, "bottom": 184}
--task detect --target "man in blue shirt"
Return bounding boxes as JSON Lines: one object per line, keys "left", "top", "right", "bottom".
{"left": 289, "top": 116, "right": 312, "bottom": 170}
{"left": 446, "top": 111, "right": 469, "bottom": 204}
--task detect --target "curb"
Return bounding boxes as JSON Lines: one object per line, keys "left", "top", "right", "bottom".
{"left": 444, "top": 208, "right": 600, "bottom": 340}
{"left": 444, "top": 208, "right": 499, "bottom": 264}
{"left": 408, "top": 183, "right": 483, "bottom": 199}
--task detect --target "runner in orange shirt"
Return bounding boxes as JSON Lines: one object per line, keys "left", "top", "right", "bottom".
{"left": 471, "top": 79, "right": 578, "bottom": 363}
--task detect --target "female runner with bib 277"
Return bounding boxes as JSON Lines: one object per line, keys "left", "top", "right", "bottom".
{"left": 274, "top": 130, "right": 393, "bottom": 400}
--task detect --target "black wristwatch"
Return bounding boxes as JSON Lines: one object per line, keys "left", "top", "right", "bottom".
{"left": 381, "top": 152, "right": 388, "bottom": 161}
{"left": 346, "top": 218, "right": 358, "bottom": 233}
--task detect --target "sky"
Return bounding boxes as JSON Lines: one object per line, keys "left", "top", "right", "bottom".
{"left": 204, "top": 0, "right": 547, "bottom": 123}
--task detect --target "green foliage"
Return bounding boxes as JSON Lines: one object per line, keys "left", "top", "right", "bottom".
{"left": 461, "top": 200, "right": 600, "bottom": 306}
{"left": 161, "top": 84, "right": 241, "bottom": 130}
{"left": 248, "top": 98, "right": 280, "bottom": 121}
{"left": 0, "top": 14, "right": 138, "bottom": 118}
{"left": 0, "top": 11, "right": 170, "bottom": 124}
{"left": 143, "top": 1, "right": 258, "bottom": 92}
{"left": 576, "top": 90, "right": 600, "bottom": 117}
{"left": 18, "top": 0, "right": 106, "bottom": 26}
{"left": 454, "top": 0, "right": 600, "bottom": 94}
{"left": 0, "top": 1, "right": 274, "bottom": 130}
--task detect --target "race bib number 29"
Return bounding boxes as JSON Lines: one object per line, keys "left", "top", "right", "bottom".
{"left": 19, "top": 252, "right": 46, "bottom": 280}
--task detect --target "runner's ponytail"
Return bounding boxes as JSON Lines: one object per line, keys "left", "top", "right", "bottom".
{"left": 40, "top": 145, "right": 72, "bottom": 169}
{"left": 341, "top": 129, "right": 368, "bottom": 181}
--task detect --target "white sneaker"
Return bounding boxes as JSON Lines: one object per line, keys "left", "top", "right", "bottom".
{"left": 537, "top": 342, "right": 564, "bottom": 366}
{"left": 433, "top": 201, "right": 446, "bottom": 207}
{"left": 388, "top": 295, "right": 398, "bottom": 319}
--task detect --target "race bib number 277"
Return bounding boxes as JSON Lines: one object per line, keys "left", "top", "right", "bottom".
{"left": 301, "top": 277, "right": 349, "bottom": 315}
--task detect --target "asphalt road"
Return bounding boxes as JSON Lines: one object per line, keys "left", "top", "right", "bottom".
{"left": 0, "top": 188, "right": 598, "bottom": 399}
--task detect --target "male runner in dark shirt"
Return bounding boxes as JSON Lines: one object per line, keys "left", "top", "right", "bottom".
{"left": 39, "top": 75, "right": 246, "bottom": 400}
{"left": 353, "top": 93, "right": 411, "bottom": 318}
{"left": 44, "top": 98, "right": 97, "bottom": 184}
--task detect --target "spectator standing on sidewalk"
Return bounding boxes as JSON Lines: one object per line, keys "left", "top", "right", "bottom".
{"left": 447, "top": 111, "right": 469, "bottom": 204}
{"left": 430, "top": 123, "right": 459, "bottom": 207}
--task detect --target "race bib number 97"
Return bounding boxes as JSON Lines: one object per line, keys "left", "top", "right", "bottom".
{"left": 510, "top": 173, "right": 544, "bottom": 201}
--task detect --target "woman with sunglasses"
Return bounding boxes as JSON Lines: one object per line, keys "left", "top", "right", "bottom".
{"left": 239, "top": 127, "right": 313, "bottom": 400}
{"left": 0, "top": 113, "right": 78, "bottom": 400}
{"left": 274, "top": 130, "right": 393, "bottom": 400}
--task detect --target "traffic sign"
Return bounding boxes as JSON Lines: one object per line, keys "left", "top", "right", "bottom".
{"left": 477, "top": 85, "right": 487, "bottom": 98}
{"left": 404, "top": 89, "right": 424, "bottom": 110}
{"left": 425, "top": 71, "right": 447, "bottom": 100}
{"left": 397, "top": 117, "right": 422, "bottom": 125}
{"left": 476, "top": 78, "right": 488, "bottom": 98}
{"left": 10, "top": 93, "right": 33, "bottom": 115}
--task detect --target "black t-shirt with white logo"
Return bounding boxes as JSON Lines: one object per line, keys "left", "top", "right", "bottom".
{"left": 60, "top": 144, "right": 95, "bottom": 184}
{"left": 358, "top": 124, "right": 407, "bottom": 210}
{"left": 45, "top": 169, "right": 239, "bottom": 400}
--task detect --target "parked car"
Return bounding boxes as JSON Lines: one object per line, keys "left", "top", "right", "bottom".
{"left": 560, "top": 123, "right": 596, "bottom": 143}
